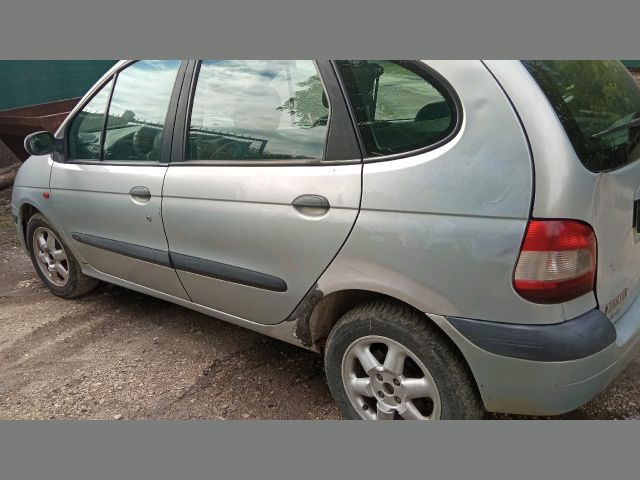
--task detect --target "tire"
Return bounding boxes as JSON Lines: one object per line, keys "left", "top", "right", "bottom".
{"left": 26, "top": 213, "right": 99, "bottom": 298}
{"left": 324, "top": 299, "right": 484, "bottom": 420}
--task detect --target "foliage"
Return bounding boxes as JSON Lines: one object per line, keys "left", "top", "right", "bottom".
{"left": 278, "top": 74, "right": 327, "bottom": 128}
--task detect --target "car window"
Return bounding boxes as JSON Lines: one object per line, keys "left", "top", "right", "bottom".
{"left": 102, "top": 60, "right": 181, "bottom": 161}
{"left": 187, "top": 60, "right": 328, "bottom": 161}
{"left": 523, "top": 60, "right": 640, "bottom": 172}
{"left": 335, "top": 60, "right": 457, "bottom": 157}
{"left": 68, "top": 78, "right": 113, "bottom": 160}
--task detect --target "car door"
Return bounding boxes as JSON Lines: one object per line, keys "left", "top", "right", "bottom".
{"left": 49, "top": 60, "right": 190, "bottom": 299}
{"left": 161, "top": 60, "right": 362, "bottom": 324}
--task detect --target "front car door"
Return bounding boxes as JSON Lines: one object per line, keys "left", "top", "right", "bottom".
{"left": 49, "top": 60, "right": 189, "bottom": 299}
{"left": 161, "top": 60, "right": 362, "bottom": 324}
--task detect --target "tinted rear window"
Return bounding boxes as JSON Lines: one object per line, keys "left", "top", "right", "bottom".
{"left": 523, "top": 60, "right": 640, "bottom": 172}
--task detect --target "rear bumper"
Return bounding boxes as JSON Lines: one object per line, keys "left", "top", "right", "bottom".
{"left": 448, "top": 309, "right": 616, "bottom": 362}
{"left": 431, "top": 299, "right": 640, "bottom": 416}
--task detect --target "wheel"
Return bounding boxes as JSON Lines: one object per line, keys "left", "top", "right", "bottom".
{"left": 26, "top": 213, "right": 99, "bottom": 298}
{"left": 324, "top": 300, "right": 484, "bottom": 420}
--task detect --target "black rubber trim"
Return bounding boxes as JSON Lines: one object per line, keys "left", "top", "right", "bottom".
{"left": 69, "top": 231, "right": 286, "bottom": 292}
{"left": 71, "top": 232, "right": 172, "bottom": 268}
{"left": 315, "top": 60, "right": 363, "bottom": 162}
{"left": 447, "top": 309, "right": 617, "bottom": 362}
{"left": 170, "top": 252, "right": 288, "bottom": 292}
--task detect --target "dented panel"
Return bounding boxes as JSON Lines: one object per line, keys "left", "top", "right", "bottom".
{"left": 286, "top": 284, "right": 324, "bottom": 348}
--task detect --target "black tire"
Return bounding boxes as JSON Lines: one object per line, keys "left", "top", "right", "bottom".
{"left": 324, "top": 299, "right": 484, "bottom": 420}
{"left": 26, "top": 213, "right": 99, "bottom": 298}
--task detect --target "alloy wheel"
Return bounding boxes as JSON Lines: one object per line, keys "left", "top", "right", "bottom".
{"left": 341, "top": 335, "right": 441, "bottom": 420}
{"left": 32, "top": 227, "right": 69, "bottom": 287}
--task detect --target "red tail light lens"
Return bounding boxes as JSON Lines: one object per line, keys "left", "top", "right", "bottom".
{"left": 513, "top": 220, "right": 597, "bottom": 304}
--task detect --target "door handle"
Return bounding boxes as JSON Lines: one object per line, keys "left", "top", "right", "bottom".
{"left": 129, "top": 186, "right": 151, "bottom": 201}
{"left": 292, "top": 195, "right": 330, "bottom": 215}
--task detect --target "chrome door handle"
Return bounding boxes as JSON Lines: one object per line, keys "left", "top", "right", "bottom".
{"left": 292, "top": 195, "right": 330, "bottom": 215}
{"left": 129, "top": 186, "right": 151, "bottom": 200}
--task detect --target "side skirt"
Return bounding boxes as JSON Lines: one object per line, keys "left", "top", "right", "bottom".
{"left": 80, "top": 264, "right": 312, "bottom": 351}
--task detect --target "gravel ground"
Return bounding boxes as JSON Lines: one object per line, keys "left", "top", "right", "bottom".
{"left": 1, "top": 186, "right": 639, "bottom": 420}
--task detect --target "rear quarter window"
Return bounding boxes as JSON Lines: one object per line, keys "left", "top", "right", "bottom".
{"left": 336, "top": 60, "right": 460, "bottom": 158}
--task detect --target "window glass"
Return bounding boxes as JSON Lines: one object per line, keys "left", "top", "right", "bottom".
{"left": 523, "top": 60, "right": 640, "bottom": 172}
{"left": 336, "top": 60, "right": 456, "bottom": 156}
{"left": 187, "top": 60, "right": 328, "bottom": 161}
{"left": 102, "top": 60, "right": 181, "bottom": 161}
{"left": 68, "top": 78, "right": 113, "bottom": 160}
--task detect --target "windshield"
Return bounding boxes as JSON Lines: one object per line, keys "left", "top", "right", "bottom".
{"left": 523, "top": 60, "right": 640, "bottom": 172}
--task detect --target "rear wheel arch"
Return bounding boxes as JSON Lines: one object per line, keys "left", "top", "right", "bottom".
{"left": 306, "top": 289, "right": 480, "bottom": 392}
{"left": 307, "top": 289, "right": 447, "bottom": 349}
{"left": 302, "top": 289, "right": 380, "bottom": 351}
{"left": 323, "top": 297, "right": 485, "bottom": 419}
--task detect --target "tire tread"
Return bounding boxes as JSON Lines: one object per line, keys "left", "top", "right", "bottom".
{"left": 325, "top": 298, "right": 484, "bottom": 420}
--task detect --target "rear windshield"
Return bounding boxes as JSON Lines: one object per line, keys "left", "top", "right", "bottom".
{"left": 523, "top": 60, "right": 640, "bottom": 172}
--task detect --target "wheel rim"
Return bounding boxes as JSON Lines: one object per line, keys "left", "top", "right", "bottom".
{"left": 32, "top": 227, "right": 69, "bottom": 287}
{"left": 341, "top": 335, "right": 441, "bottom": 420}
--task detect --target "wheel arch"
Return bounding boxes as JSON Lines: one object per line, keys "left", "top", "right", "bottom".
{"left": 313, "top": 289, "right": 486, "bottom": 418}
{"left": 17, "top": 201, "right": 87, "bottom": 265}
{"left": 19, "top": 202, "right": 42, "bottom": 245}
{"left": 299, "top": 287, "right": 481, "bottom": 398}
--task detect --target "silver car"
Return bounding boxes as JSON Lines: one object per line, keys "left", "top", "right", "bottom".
{"left": 11, "top": 60, "right": 640, "bottom": 420}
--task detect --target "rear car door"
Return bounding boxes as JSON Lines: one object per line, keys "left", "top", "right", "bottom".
{"left": 161, "top": 60, "right": 362, "bottom": 324}
{"left": 49, "top": 60, "right": 190, "bottom": 299}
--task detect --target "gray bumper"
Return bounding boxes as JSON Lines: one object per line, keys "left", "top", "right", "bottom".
{"left": 430, "top": 299, "right": 640, "bottom": 416}
{"left": 447, "top": 309, "right": 616, "bottom": 362}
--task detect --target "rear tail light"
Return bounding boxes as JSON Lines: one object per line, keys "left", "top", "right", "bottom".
{"left": 513, "top": 220, "right": 597, "bottom": 304}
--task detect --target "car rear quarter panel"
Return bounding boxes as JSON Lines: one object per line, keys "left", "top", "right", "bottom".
{"left": 318, "top": 60, "right": 595, "bottom": 324}
{"left": 484, "top": 60, "right": 623, "bottom": 321}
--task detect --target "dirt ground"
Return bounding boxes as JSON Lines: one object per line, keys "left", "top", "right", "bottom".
{"left": 1, "top": 186, "right": 639, "bottom": 420}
